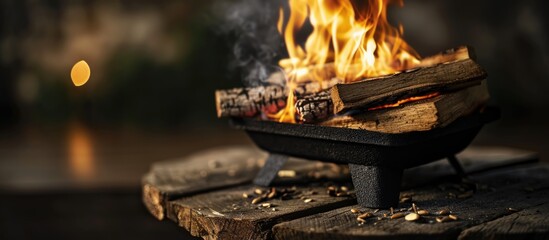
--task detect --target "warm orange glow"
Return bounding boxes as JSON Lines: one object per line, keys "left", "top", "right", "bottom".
{"left": 71, "top": 60, "right": 91, "bottom": 87}
{"left": 68, "top": 123, "right": 95, "bottom": 180}
{"left": 368, "top": 92, "right": 440, "bottom": 111}
{"left": 274, "top": 0, "right": 420, "bottom": 122}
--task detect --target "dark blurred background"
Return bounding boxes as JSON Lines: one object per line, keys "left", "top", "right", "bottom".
{"left": 0, "top": 0, "right": 547, "bottom": 239}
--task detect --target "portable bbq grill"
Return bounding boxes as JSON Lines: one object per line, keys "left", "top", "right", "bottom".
{"left": 230, "top": 107, "right": 500, "bottom": 208}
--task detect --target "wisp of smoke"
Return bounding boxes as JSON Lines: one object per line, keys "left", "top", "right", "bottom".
{"left": 213, "top": 0, "right": 286, "bottom": 87}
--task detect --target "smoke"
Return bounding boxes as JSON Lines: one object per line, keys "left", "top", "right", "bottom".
{"left": 213, "top": 0, "right": 286, "bottom": 87}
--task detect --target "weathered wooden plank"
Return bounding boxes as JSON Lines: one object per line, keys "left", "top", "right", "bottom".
{"left": 273, "top": 164, "right": 549, "bottom": 240}
{"left": 142, "top": 146, "right": 266, "bottom": 220}
{"left": 459, "top": 202, "right": 549, "bottom": 240}
{"left": 142, "top": 145, "right": 351, "bottom": 221}
{"left": 144, "top": 146, "right": 537, "bottom": 238}
{"left": 168, "top": 184, "right": 356, "bottom": 240}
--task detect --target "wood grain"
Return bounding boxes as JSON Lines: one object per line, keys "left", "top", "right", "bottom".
{"left": 331, "top": 57, "right": 486, "bottom": 114}
{"left": 273, "top": 165, "right": 549, "bottom": 240}
{"left": 459, "top": 202, "right": 549, "bottom": 240}
{"left": 168, "top": 184, "right": 356, "bottom": 240}
{"left": 143, "top": 146, "right": 540, "bottom": 239}
{"left": 142, "top": 146, "right": 266, "bottom": 220}
{"left": 319, "top": 82, "right": 489, "bottom": 133}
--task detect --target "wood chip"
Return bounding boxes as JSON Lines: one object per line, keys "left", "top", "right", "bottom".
{"left": 261, "top": 203, "right": 271, "bottom": 208}
{"left": 267, "top": 188, "right": 277, "bottom": 199}
{"left": 336, "top": 192, "right": 348, "bottom": 197}
{"left": 448, "top": 214, "right": 458, "bottom": 220}
{"left": 340, "top": 186, "right": 349, "bottom": 191}
{"left": 254, "top": 188, "right": 264, "bottom": 195}
{"left": 436, "top": 216, "right": 450, "bottom": 223}
{"left": 417, "top": 209, "right": 429, "bottom": 216}
{"left": 390, "top": 207, "right": 394, "bottom": 215}
{"left": 357, "top": 212, "right": 373, "bottom": 222}
{"left": 242, "top": 193, "right": 249, "bottom": 198}
{"left": 303, "top": 198, "right": 314, "bottom": 203}
{"left": 405, "top": 213, "right": 420, "bottom": 222}
{"left": 390, "top": 212, "right": 405, "bottom": 219}
{"left": 251, "top": 196, "right": 265, "bottom": 204}
{"left": 412, "top": 203, "right": 418, "bottom": 214}
{"left": 437, "top": 209, "right": 450, "bottom": 215}
{"left": 277, "top": 170, "right": 296, "bottom": 178}
{"left": 508, "top": 207, "right": 519, "bottom": 212}
{"left": 271, "top": 208, "right": 277, "bottom": 212}
{"left": 350, "top": 208, "right": 361, "bottom": 214}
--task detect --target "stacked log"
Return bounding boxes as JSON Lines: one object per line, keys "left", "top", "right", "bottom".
{"left": 215, "top": 46, "right": 491, "bottom": 133}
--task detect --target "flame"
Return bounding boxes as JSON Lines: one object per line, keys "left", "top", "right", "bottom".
{"left": 71, "top": 60, "right": 91, "bottom": 87}
{"left": 274, "top": 0, "right": 420, "bottom": 122}
{"left": 367, "top": 92, "right": 440, "bottom": 111}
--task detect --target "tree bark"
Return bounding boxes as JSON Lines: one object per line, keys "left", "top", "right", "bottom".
{"left": 216, "top": 77, "right": 339, "bottom": 118}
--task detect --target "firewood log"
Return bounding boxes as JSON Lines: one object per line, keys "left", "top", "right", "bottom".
{"left": 295, "top": 46, "right": 481, "bottom": 121}
{"left": 319, "top": 82, "right": 490, "bottom": 134}
{"left": 215, "top": 76, "right": 339, "bottom": 118}
{"left": 331, "top": 46, "right": 485, "bottom": 114}
{"left": 295, "top": 90, "right": 333, "bottom": 122}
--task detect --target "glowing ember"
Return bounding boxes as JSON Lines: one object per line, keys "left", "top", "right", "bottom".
{"left": 71, "top": 60, "right": 91, "bottom": 87}
{"left": 274, "top": 0, "right": 421, "bottom": 123}
{"left": 367, "top": 92, "right": 441, "bottom": 111}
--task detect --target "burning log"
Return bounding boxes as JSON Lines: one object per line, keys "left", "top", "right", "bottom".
{"left": 295, "top": 90, "right": 333, "bottom": 122}
{"left": 331, "top": 47, "right": 486, "bottom": 114}
{"left": 215, "top": 76, "right": 339, "bottom": 118}
{"left": 215, "top": 85, "right": 287, "bottom": 118}
{"left": 216, "top": 46, "right": 486, "bottom": 126}
{"left": 319, "top": 82, "right": 489, "bottom": 134}
{"left": 294, "top": 46, "right": 482, "bottom": 122}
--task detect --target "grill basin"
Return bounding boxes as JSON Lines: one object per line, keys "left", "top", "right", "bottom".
{"left": 230, "top": 107, "right": 499, "bottom": 208}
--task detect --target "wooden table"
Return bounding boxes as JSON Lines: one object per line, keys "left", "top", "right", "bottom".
{"left": 142, "top": 146, "right": 548, "bottom": 240}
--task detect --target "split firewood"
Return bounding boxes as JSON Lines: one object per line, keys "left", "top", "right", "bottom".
{"left": 331, "top": 61, "right": 486, "bottom": 114}
{"left": 295, "top": 46, "right": 481, "bottom": 121}
{"left": 216, "top": 76, "right": 339, "bottom": 118}
{"left": 319, "top": 82, "right": 490, "bottom": 134}
{"left": 331, "top": 47, "right": 485, "bottom": 114}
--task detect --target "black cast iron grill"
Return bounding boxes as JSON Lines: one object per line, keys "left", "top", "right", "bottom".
{"left": 230, "top": 107, "right": 500, "bottom": 208}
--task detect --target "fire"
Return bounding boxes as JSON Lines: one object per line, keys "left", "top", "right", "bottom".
{"left": 274, "top": 0, "right": 421, "bottom": 122}
{"left": 368, "top": 92, "right": 440, "bottom": 111}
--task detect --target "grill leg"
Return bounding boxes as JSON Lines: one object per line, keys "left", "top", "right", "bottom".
{"left": 253, "top": 153, "right": 288, "bottom": 187}
{"left": 349, "top": 164, "right": 403, "bottom": 208}
{"left": 447, "top": 155, "right": 467, "bottom": 178}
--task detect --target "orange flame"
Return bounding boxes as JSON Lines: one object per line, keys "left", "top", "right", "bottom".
{"left": 367, "top": 92, "right": 440, "bottom": 111}
{"left": 274, "top": 0, "right": 420, "bottom": 122}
